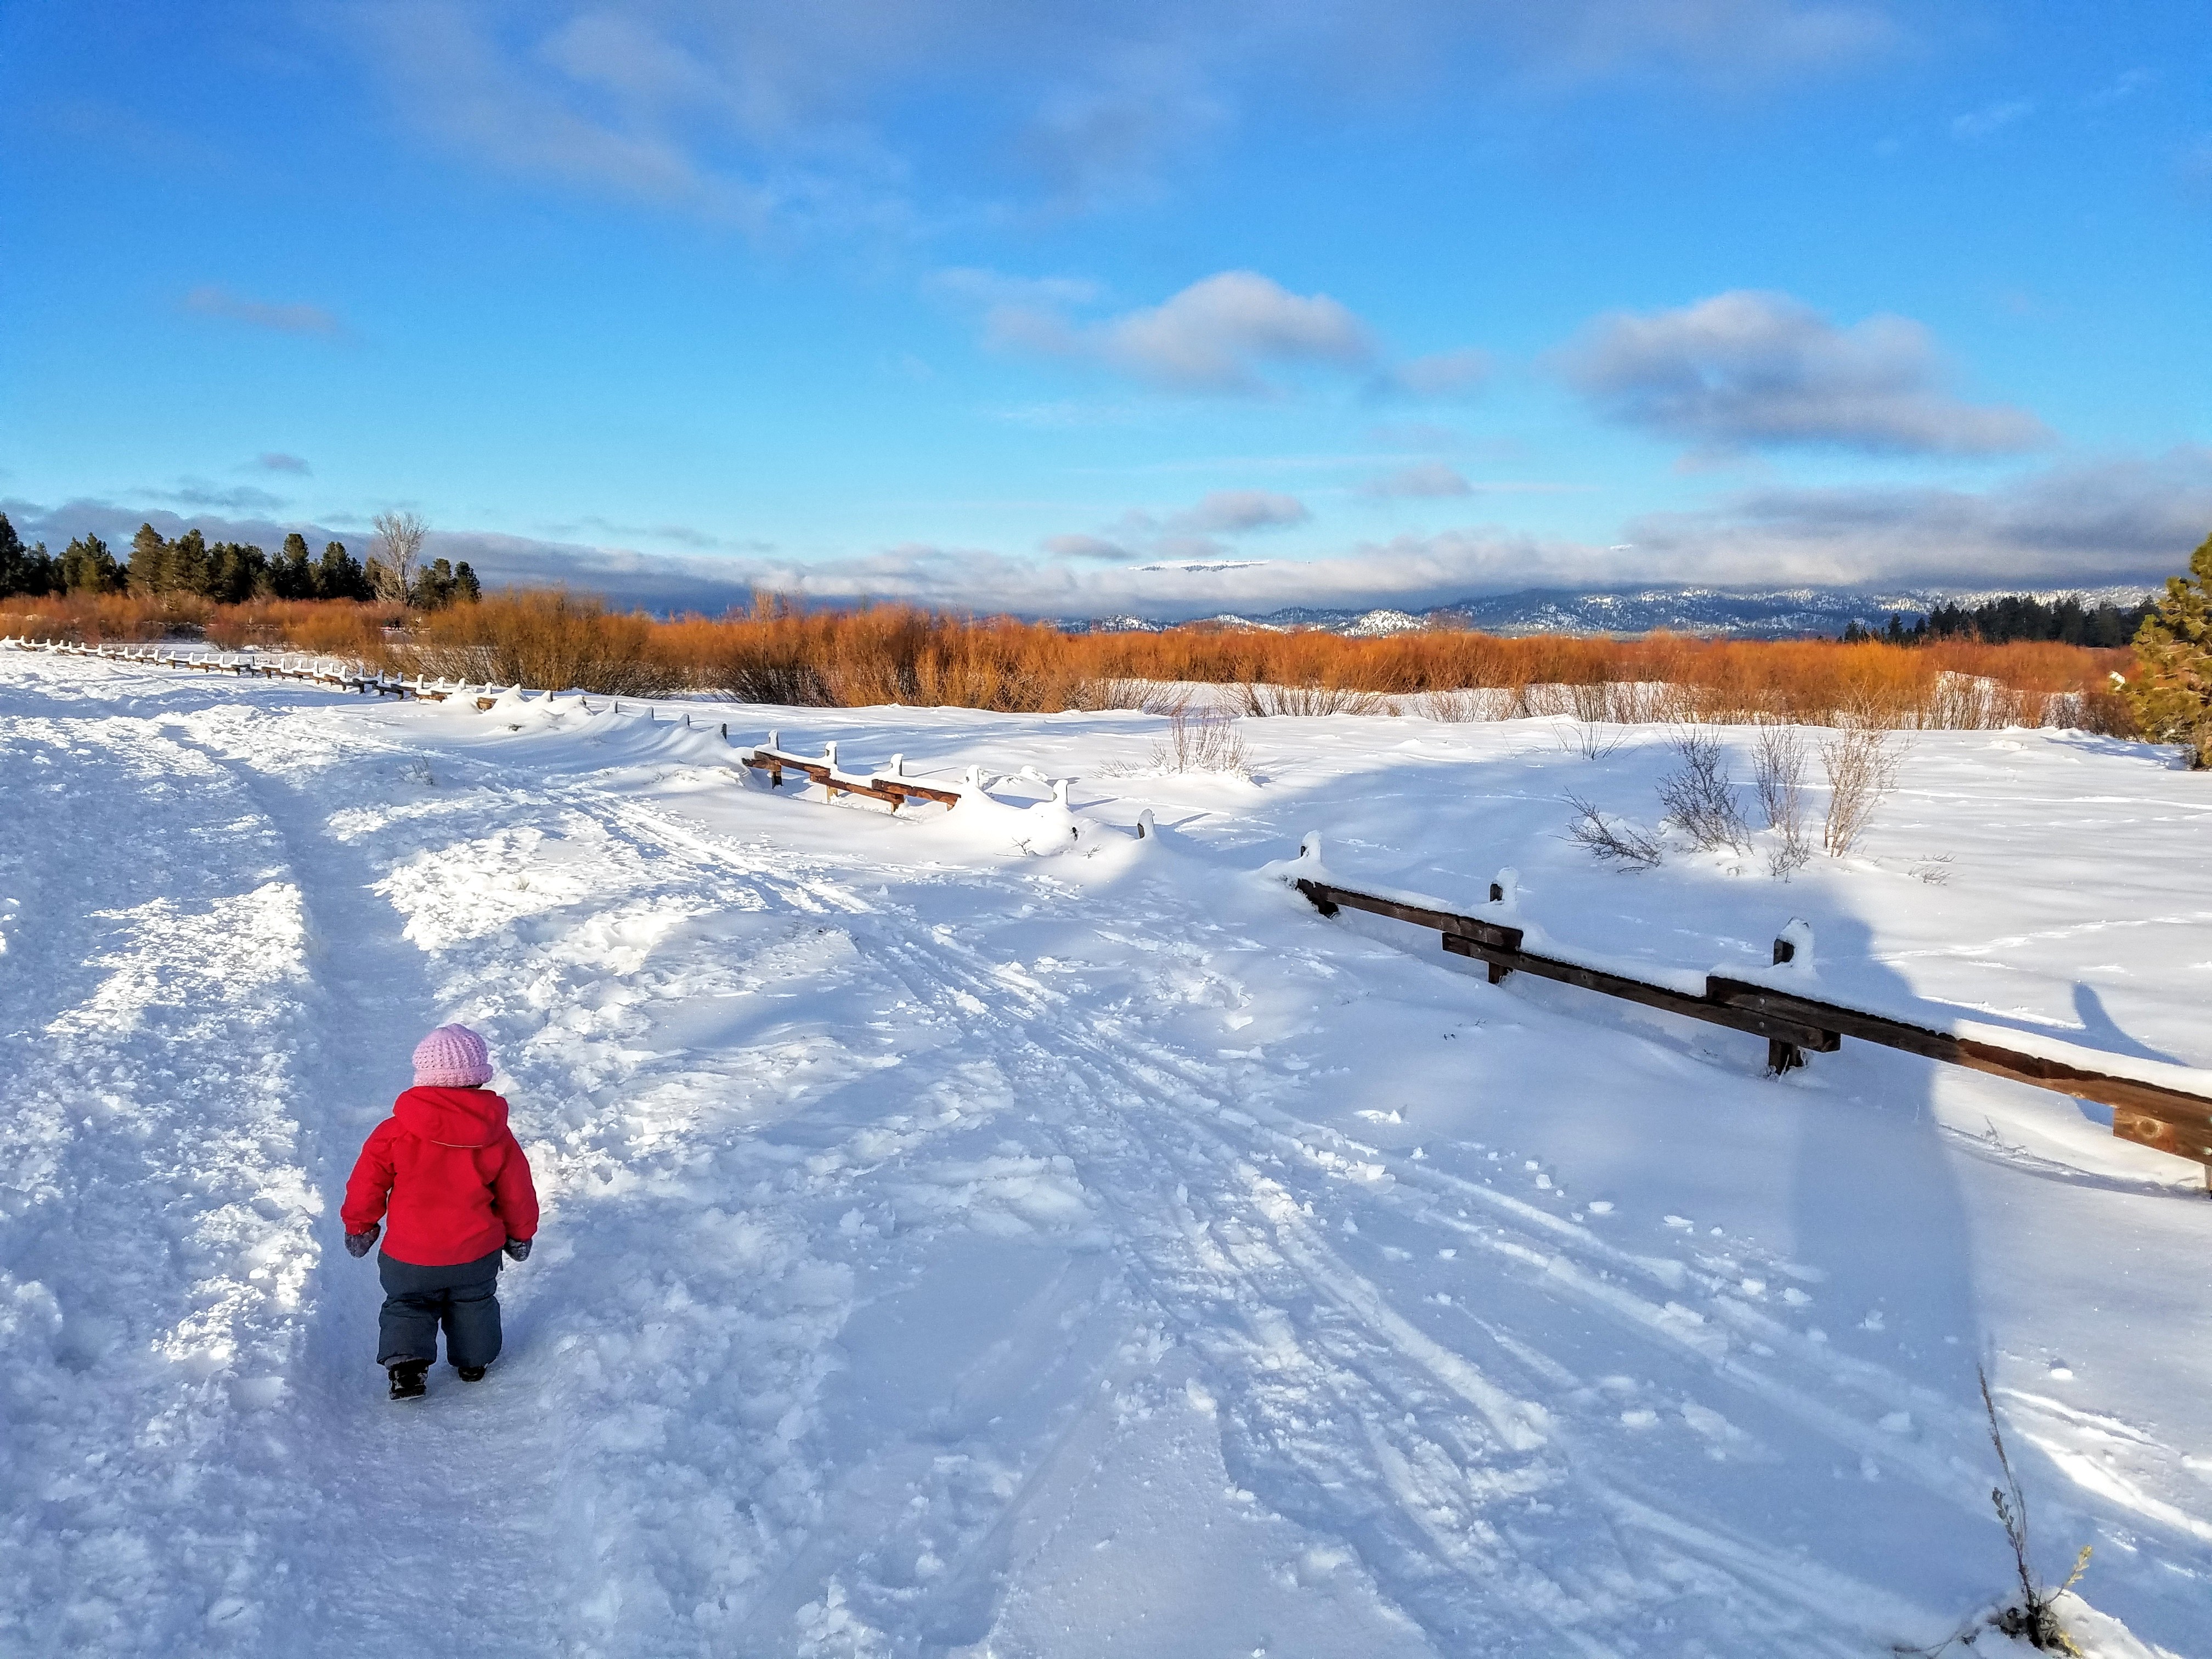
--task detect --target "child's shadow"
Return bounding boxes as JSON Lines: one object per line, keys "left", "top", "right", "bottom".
{"left": 2067, "top": 981, "right": 2183, "bottom": 1065}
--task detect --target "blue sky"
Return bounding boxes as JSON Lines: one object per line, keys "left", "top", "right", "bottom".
{"left": 3, "top": 1, "right": 2207, "bottom": 617}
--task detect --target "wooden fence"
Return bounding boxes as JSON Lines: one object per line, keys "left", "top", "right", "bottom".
{"left": 5, "top": 637, "right": 985, "bottom": 814}
{"left": 19, "top": 636, "right": 2197, "bottom": 1177}
{"left": 1286, "top": 855, "right": 2212, "bottom": 1188}
{"left": 10, "top": 637, "right": 411, "bottom": 693}
{"left": 741, "top": 735, "right": 964, "bottom": 811}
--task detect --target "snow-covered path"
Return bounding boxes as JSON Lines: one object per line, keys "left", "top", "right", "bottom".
{"left": 3, "top": 652, "right": 2208, "bottom": 1657}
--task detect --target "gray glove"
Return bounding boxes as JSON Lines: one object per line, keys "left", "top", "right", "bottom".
{"left": 504, "top": 1237, "right": 532, "bottom": 1262}
{"left": 344, "top": 1224, "right": 380, "bottom": 1258}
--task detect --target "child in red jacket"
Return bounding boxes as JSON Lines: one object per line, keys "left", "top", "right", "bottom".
{"left": 342, "top": 1024, "right": 540, "bottom": 1401}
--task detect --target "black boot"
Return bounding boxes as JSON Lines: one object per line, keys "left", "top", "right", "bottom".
{"left": 388, "top": 1361, "right": 430, "bottom": 1401}
{"left": 456, "top": 1364, "right": 488, "bottom": 1383}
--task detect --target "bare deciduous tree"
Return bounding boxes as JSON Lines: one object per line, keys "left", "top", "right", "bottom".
{"left": 1819, "top": 725, "right": 1902, "bottom": 856}
{"left": 369, "top": 511, "right": 430, "bottom": 605}
{"left": 1555, "top": 718, "right": 1630, "bottom": 759}
{"left": 1232, "top": 680, "right": 1389, "bottom": 716}
{"left": 1656, "top": 729, "right": 1749, "bottom": 851}
{"left": 1753, "top": 725, "right": 1812, "bottom": 877}
{"left": 1150, "top": 706, "right": 1247, "bottom": 773}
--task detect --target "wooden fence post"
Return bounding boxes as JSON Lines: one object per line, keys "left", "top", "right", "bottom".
{"left": 1767, "top": 928, "right": 1805, "bottom": 1074}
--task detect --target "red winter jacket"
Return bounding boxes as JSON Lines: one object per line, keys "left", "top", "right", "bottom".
{"left": 342, "top": 1086, "right": 539, "bottom": 1267}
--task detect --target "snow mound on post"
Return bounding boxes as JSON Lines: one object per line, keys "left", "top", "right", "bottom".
{"left": 932, "top": 776, "right": 1083, "bottom": 857}
{"left": 1256, "top": 831, "right": 1335, "bottom": 886}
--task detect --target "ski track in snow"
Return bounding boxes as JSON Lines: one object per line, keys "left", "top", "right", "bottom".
{"left": 2, "top": 653, "right": 2208, "bottom": 1658}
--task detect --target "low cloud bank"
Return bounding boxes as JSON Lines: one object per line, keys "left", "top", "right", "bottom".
{"left": 7, "top": 447, "right": 2202, "bottom": 622}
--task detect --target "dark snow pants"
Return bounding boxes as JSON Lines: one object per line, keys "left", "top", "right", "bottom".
{"left": 376, "top": 1249, "right": 503, "bottom": 1368}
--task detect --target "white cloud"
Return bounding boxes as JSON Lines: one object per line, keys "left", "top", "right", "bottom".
{"left": 332, "top": 2, "right": 1900, "bottom": 232}
{"left": 1378, "top": 348, "right": 1492, "bottom": 399}
{"left": 140, "top": 479, "right": 295, "bottom": 514}
{"left": 1166, "top": 489, "right": 1310, "bottom": 532}
{"left": 1951, "top": 99, "right": 2033, "bottom": 141}
{"left": 1015, "top": 49, "right": 1228, "bottom": 209}
{"left": 182, "top": 286, "right": 347, "bottom": 338}
{"left": 540, "top": 515, "right": 761, "bottom": 551}
{"left": 1358, "top": 463, "right": 1593, "bottom": 500}
{"left": 1503, "top": 0, "right": 1897, "bottom": 86}
{"left": 1559, "top": 289, "right": 2051, "bottom": 456}
{"left": 1361, "top": 462, "right": 1475, "bottom": 499}
{"left": 933, "top": 268, "right": 1104, "bottom": 310}
{"left": 969, "top": 270, "right": 1498, "bottom": 401}
{"left": 2082, "top": 69, "right": 2153, "bottom": 110}
{"left": 1036, "top": 487, "right": 1308, "bottom": 565}
{"left": 1041, "top": 533, "right": 1139, "bottom": 562}
{"left": 1087, "top": 271, "right": 1375, "bottom": 395}
{"left": 1623, "top": 448, "right": 2212, "bottom": 584}
{"left": 1109, "top": 274, "right": 1371, "bottom": 390}
{"left": 256, "top": 453, "right": 313, "bottom": 475}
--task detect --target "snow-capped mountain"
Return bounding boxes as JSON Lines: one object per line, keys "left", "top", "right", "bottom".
{"left": 1056, "top": 584, "right": 2159, "bottom": 639}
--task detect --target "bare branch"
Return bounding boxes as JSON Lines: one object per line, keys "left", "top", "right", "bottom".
{"left": 1656, "top": 729, "right": 1749, "bottom": 851}
{"left": 1820, "top": 725, "right": 1903, "bottom": 856}
{"left": 1563, "top": 792, "right": 1664, "bottom": 867}
{"left": 370, "top": 510, "right": 430, "bottom": 605}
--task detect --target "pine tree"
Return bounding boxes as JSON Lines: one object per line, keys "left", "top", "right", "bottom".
{"left": 129, "top": 523, "right": 173, "bottom": 593}
{"left": 454, "top": 560, "right": 481, "bottom": 603}
{"left": 168, "top": 529, "right": 212, "bottom": 595}
{"left": 413, "top": 557, "right": 465, "bottom": 608}
{"left": 316, "top": 540, "right": 369, "bottom": 601}
{"left": 0, "top": 513, "right": 44, "bottom": 596}
{"left": 205, "top": 542, "right": 268, "bottom": 603}
{"left": 273, "top": 532, "right": 316, "bottom": 599}
{"left": 2120, "top": 533, "right": 2212, "bottom": 769}
{"left": 60, "top": 533, "right": 125, "bottom": 593}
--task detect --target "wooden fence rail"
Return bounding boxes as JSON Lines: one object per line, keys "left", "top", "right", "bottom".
{"left": 1285, "top": 855, "right": 2212, "bottom": 1188}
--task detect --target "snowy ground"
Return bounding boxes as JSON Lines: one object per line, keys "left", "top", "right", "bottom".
{"left": 3, "top": 651, "right": 2209, "bottom": 1658}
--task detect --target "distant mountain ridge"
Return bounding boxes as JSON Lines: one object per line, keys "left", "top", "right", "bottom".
{"left": 1062, "top": 583, "right": 2160, "bottom": 640}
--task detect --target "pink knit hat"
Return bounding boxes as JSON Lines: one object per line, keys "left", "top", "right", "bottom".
{"left": 412, "top": 1024, "right": 493, "bottom": 1088}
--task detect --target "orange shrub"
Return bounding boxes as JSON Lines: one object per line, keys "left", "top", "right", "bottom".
{"left": 404, "top": 590, "right": 679, "bottom": 695}
{"left": 0, "top": 590, "right": 215, "bottom": 643}
{"left": 205, "top": 599, "right": 404, "bottom": 656}
{"left": 0, "top": 586, "right": 2141, "bottom": 732}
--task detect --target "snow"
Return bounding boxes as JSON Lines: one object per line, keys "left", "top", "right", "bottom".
{"left": 3, "top": 648, "right": 2208, "bottom": 1657}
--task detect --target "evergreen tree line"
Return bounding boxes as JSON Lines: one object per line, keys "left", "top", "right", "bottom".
{"left": 0, "top": 514, "right": 479, "bottom": 607}
{"left": 1842, "top": 592, "right": 2156, "bottom": 648}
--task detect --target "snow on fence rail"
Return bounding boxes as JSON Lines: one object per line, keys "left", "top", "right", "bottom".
{"left": 1275, "top": 838, "right": 2212, "bottom": 1189}
{"left": 742, "top": 734, "right": 967, "bottom": 811}
{"left": 10, "top": 636, "right": 415, "bottom": 695}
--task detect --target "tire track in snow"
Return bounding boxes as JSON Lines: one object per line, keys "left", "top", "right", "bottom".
{"left": 536, "top": 833, "right": 1834, "bottom": 1653}
{"left": 820, "top": 873, "right": 1990, "bottom": 1653}
{"left": 166, "top": 724, "right": 571, "bottom": 1654}
{"left": 169, "top": 710, "right": 939, "bottom": 1656}
{"left": 366, "top": 745, "right": 1965, "bottom": 1654}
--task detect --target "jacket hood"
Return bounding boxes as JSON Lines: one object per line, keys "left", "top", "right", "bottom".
{"left": 394, "top": 1085, "right": 510, "bottom": 1148}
